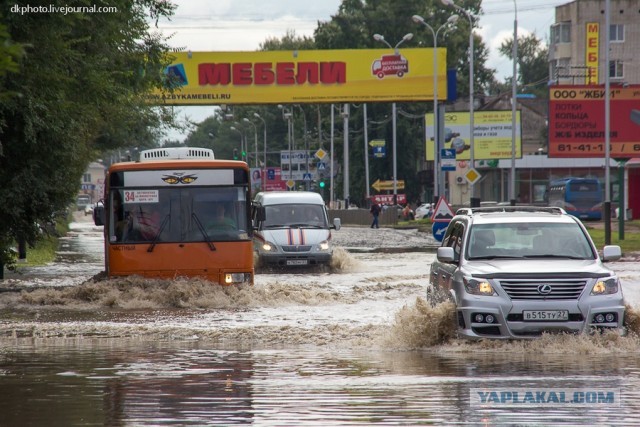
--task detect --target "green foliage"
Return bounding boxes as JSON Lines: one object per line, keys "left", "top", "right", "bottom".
{"left": 499, "top": 32, "right": 550, "bottom": 98}
{"left": 0, "top": 0, "right": 176, "bottom": 270}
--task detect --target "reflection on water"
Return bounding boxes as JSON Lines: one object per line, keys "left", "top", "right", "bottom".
{"left": 3, "top": 220, "right": 640, "bottom": 424}
{"left": 2, "top": 339, "right": 640, "bottom": 426}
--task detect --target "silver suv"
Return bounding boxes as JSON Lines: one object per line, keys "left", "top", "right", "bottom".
{"left": 429, "top": 206, "right": 624, "bottom": 339}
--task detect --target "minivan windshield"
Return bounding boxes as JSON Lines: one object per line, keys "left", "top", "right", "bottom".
{"left": 263, "top": 204, "right": 327, "bottom": 228}
{"left": 466, "top": 222, "right": 595, "bottom": 260}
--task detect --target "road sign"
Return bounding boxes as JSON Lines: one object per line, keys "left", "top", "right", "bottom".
{"left": 267, "top": 168, "right": 276, "bottom": 180}
{"left": 431, "top": 196, "right": 455, "bottom": 222}
{"left": 441, "top": 148, "right": 456, "bottom": 171}
{"left": 465, "top": 168, "right": 481, "bottom": 185}
{"left": 432, "top": 222, "right": 449, "bottom": 242}
{"left": 371, "top": 179, "right": 405, "bottom": 191}
{"left": 372, "top": 146, "right": 386, "bottom": 158}
{"left": 303, "top": 173, "right": 312, "bottom": 181}
{"left": 369, "top": 139, "right": 385, "bottom": 147}
{"left": 317, "top": 162, "right": 326, "bottom": 170}
{"left": 286, "top": 179, "right": 295, "bottom": 189}
{"left": 315, "top": 148, "right": 327, "bottom": 160}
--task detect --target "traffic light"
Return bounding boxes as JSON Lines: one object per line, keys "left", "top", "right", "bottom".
{"left": 318, "top": 180, "right": 326, "bottom": 189}
{"left": 241, "top": 150, "right": 246, "bottom": 160}
{"left": 233, "top": 148, "right": 238, "bottom": 160}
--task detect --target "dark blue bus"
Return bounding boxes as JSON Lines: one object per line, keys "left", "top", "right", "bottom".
{"left": 548, "top": 178, "right": 603, "bottom": 220}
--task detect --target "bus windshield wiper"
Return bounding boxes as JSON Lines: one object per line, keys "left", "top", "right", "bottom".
{"left": 147, "top": 214, "right": 171, "bottom": 253}
{"left": 191, "top": 212, "right": 216, "bottom": 251}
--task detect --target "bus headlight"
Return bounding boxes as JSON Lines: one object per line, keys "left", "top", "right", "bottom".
{"left": 224, "top": 273, "right": 252, "bottom": 284}
{"left": 591, "top": 277, "right": 619, "bottom": 295}
{"left": 463, "top": 278, "right": 496, "bottom": 296}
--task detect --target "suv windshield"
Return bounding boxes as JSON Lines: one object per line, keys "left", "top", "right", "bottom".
{"left": 466, "top": 222, "right": 595, "bottom": 260}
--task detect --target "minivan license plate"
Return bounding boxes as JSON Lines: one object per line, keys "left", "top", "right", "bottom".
{"left": 523, "top": 310, "right": 569, "bottom": 321}
{"left": 286, "top": 259, "right": 308, "bottom": 266}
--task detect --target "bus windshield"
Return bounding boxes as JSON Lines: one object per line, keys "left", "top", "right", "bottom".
{"left": 110, "top": 186, "right": 249, "bottom": 243}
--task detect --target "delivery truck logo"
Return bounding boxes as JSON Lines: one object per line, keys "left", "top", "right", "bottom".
{"left": 371, "top": 54, "right": 409, "bottom": 79}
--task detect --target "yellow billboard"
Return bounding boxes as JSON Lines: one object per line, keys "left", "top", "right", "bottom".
{"left": 425, "top": 110, "right": 522, "bottom": 161}
{"left": 147, "top": 49, "right": 445, "bottom": 105}
{"left": 585, "top": 22, "right": 599, "bottom": 84}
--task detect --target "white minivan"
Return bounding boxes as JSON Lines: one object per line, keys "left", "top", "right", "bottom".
{"left": 252, "top": 191, "right": 341, "bottom": 268}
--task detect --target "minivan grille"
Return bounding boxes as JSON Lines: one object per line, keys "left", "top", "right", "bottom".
{"left": 282, "top": 245, "right": 312, "bottom": 252}
{"left": 500, "top": 280, "right": 587, "bottom": 300}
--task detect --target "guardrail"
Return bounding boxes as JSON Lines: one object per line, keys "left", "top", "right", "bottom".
{"left": 328, "top": 208, "right": 398, "bottom": 226}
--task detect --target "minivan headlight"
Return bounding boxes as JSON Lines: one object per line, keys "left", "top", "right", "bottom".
{"left": 463, "top": 278, "right": 496, "bottom": 296}
{"left": 591, "top": 277, "right": 619, "bottom": 295}
{"left": 262, "top": 242, "right": 274, "bottom": 251}
{"left": 319, "top": 241, "right": 330, "bottom": 251}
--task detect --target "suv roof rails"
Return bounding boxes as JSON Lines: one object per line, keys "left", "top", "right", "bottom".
{"left": 455, "top": 206, "right": 567, "bottom": 216}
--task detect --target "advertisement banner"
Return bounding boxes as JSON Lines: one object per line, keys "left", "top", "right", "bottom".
{"left": 548, "top": 85, "right": 640, "bottom": 158}
{"left": 147, "top": 49, "right": 445, "bottom": 105}
{"left": 424, "top": 110, "right": 522, "bottom": 161}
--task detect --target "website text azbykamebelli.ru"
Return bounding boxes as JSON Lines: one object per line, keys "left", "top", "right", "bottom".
{"left": 10, "top": 4, "right": 118, "bottom": 15}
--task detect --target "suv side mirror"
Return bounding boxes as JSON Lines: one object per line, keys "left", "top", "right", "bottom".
{"left": 436, "top": 246, "right": 455, "bottom": 263}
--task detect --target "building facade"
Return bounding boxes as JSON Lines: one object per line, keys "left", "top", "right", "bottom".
{"left": 440, "top": 0, "right": 639, "bottom": 219}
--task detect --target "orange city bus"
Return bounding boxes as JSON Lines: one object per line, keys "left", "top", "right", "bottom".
{"left": 93, "top": 147, "right": 254, "bottom": 285}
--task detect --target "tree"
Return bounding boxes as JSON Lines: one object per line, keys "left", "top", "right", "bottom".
{"left": 0, "top": 0, "right": 176, "bottom": 274}
{"left": 499, "top": 32, "right": 550, "bottom": 99}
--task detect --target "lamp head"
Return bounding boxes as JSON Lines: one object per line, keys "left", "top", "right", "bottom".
{"left": 441, "top": 0, "right": 454, "bottom": 6}
{"left": 254, "top": 112, "right": 261, "bottom": 118}
{"left": 403, "top": 33, "right": 414, "bottom": 41}
{"left": 412, "top": 15, "right": 425, "bottom": 24}
{"left": 448, "top": 15, "right": 459, "bottom": 24}
{"left": 373, "top": 34, "right": 384, "bottom": 41}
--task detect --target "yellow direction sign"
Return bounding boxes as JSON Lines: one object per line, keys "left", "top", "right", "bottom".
{"left": 369, "top": 139, "right": 386, "bottom": 147}
{"left": 371, "top": 179, "right": 405, "bottom": 191}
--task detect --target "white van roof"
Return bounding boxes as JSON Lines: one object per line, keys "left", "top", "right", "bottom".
{"left": 253, "top": 191, "right": 324, "bottom": 206}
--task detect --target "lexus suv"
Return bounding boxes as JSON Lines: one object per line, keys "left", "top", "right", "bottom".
{"left": 429, "top": 206, "right": 624, "bottom": 339}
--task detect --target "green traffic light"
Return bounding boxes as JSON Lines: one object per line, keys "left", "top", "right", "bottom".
{"left": 319, "top": 181, "right": 325, "bottom": 188}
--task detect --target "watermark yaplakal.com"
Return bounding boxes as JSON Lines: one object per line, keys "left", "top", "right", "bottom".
{"left": 470, "top": 388, "right": 621, "bottom": 407}
{"left": 11, "top": 4, "right": 118, "bottom": 15}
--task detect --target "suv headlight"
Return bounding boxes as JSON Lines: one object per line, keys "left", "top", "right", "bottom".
{"left": 463, "top": 278, "right": 496, "bottom": 296}
{"left": 591, "top": 277, "right": 619, "bottom": 295}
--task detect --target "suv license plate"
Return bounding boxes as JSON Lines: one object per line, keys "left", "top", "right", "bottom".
{"left": 286, "top": 260, "right": 308, "bottom": 266}
{"left": 523, "top": 310, "right": 569, "bottom": 321}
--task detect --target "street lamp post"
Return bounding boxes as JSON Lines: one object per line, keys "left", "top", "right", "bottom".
{"left": 412, "top": 14, "right": 459, "bottom": 201}
{"left": 278, "top": 105, "right": 294, "bottom": 182}
{"left": 442, "top": 0, "right": 477, "bottom": 205}
{"left": 253, "top": 113, "right": 267, "bottom": 171}
{"left": 295, "top": 105, "right": 310, "bottom": 190}
{"left": 373, "top": 32, "right": 414, "bottom": 203}
{"left": 242, "top": 118, "right": 258, "bottom": 168}
{"left": 510, "top": 1, "right": 518, "bottom": 206}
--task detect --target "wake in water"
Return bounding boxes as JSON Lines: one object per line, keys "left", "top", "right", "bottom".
{"left": 384, "top": 298, "right": 640, "bottom": 353}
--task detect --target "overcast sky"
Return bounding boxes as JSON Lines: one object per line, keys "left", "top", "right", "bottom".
{"left": 156, "top": 0, "right": 571, "bottom": 141}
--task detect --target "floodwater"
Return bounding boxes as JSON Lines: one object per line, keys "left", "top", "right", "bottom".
{"left": 2, "top": 220, "right": 640, "bottom": 426}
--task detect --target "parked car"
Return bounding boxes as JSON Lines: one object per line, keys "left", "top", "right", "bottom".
{"left": 429, "top": 206, "right": 624, "bottom": 339}
{"left": 415, "top": 203, "right": 433, "bottom": 220}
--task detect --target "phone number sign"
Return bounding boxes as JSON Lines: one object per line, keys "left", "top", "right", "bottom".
{"left": 548, "top": 85, "right": 640, "bottom": 158}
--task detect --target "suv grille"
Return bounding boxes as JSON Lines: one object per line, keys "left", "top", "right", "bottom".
{"left": 500, "top": 280, "right": 587, "bottom": 300}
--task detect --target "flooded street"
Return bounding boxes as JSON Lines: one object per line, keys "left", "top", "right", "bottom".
{"left": 2, "top": 218, "right": 640, "bottom": 426}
